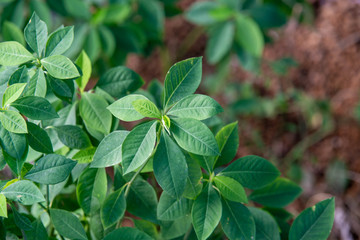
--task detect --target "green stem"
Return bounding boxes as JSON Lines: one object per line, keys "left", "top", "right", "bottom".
{"left": 46, "top": 185, "right": 50, "bottom": 212}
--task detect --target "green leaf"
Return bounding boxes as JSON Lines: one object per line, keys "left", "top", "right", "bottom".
{"left": 289, "top": 198, "right": 335, "bottom": 240}
{"left": 157, "top": 192, "right": 192, "bottom": 221}
{"left": 50, "top": 208, "right": 87, "bottom": 240}
{"left": 2, "top": 21, "right": 25, "bottom": 46}
{"left": 192, "top": 184, "right": 222, "bottom": 240}
{"left": 122, "top": 121, "right": 157, "bottom": 174}
{"left": 154, "top": 131, "right": 188, "bottom": 198}
{"left": 0, "top": 110, "right": 27, "bottom": 133}
{"left": 163, "top": 57, "right": 202, "bottom": 109}
{"left": 214, "top": 121, "right": 239, "bottom": 167}
{"left": 249, "top": 178, "right": 302, "bottom": 208}
{"left": 80, "top": 92, "right": 112, "bottom": 134}
{"left": 45, "top": 26, "right": 74, "bottom": 56}
{"left": 72, "top": 147, "right": 96, "bottom": 164}
{"left": 0, "top": 180, "right": 45, "bottom": 205}
{"left": 235, "top": 14, "right": 264, "bottom": 57}
{"left": 249, "top": 207, "right": 280, "bottom": 240}
{"left": 24, "top": 12, "right": 48, "bottom": 56}
{"left": 96, "top": 66, "right": 144, "bottom": 98}
{"left": 214, "top": 176, "right": 247, "bottom": 203}
{"left": 91, "top": 130, "right": 129, "bottom": 168}
{"left": 160, "top": 216, "right": 191, "bottom": 239}
{"left": 206, "top": 21, "right": 235, "bottom": 64}
{"left": 75, "top": 50, "right": 91, "bottom": 92}
{"left": 170, "top": 118, "right": 219, "bottom": 156}
{"left": 12, "top": 205, "right": 33, "bottom": 231}
{"left": 183, "top": 155, "right": 203, "bottom": 199}
{"left": 189, "top": 153, "right": 214, "bottom": 174}
{"left": 107, "top": 94, "right": 148, "bottom": 122}
{"left": 23, "top": 68, "right": 46, "bottom": 97}
{"left": 0, "top": 41, "right": 35, "bottom": 66}
{"left": 219, "top": 155, "right": 280, "bottom": 189}
{"left": 101, "top": 188, "right": 126, "bottom": 228}
{"left": 26, "top": 122, "right": 53, "bottom": 153}
{"left": 54, "top": 125, "right": 91, "bottom": 149}
{"left": 25, "top": 219, "right": 48, "bottom": 240}
{"left": 132, "top": 99, "right": 161, "bottom": 119}
{"left": 2, "top": 83, "right": 27, "bottom": 107}
{"left": 221, "top": 199, "right": 255, "bottom": 240}
{"left": 3, "top": 149, "right": 28, "bottom": 176}
{"left": 11, "top": 96, "right": 59, "bottom": 120}
{"left": 104, "top": 227, "right": 152, "bottom": 240}
{"left": 167, "top": 94, "right": 223, "bottom": 120}
{"left": 8, "top": 65, "right": 28, "bottom": 85}
{"left": 0, "top": 194, "right": 7, "bottom": 218}
{"left": 0, "top": 125, "right": 26, "bottom": 159}
{"left": 185, "top": 2, "right": 222, "bottom": 25}
{"left": 25, "top": 154, "right": 76, "bottom": 184}
{"left": 127, "top": 178, "right": 158, "bottom": 223}
{"left": 83, "top": 27, "right": 101, "bottom": 62}
{"left": 41, "top": 55, "right": 80, "bottom": 79}
{"left": 47, "top": 75, "right": 74, "bottom": 101}
{"left": 77, "top": 168, "right": 107, "bottom": 214}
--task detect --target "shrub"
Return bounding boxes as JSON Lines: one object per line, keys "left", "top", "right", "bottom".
{"left": 0, "top": 13, "right": 334, "bottom": 240}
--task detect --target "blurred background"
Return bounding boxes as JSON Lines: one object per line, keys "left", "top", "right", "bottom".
{"left": 0, "top": 0, "right": 359, "bottom": 239}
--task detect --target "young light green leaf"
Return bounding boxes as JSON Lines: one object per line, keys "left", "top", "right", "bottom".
{"left": 107, "top": 94, "right": 148, "bottom": 122}
{"left": 45, "top": 26, "right": 74, "bottom": 56}
{"left": 249, "top": 207, "right": 281, "bottom": 240}
{"left": 154, "top": 131, "right": 188, "bottom": 198}
{"left": 91, "top": 130, "right": 129, "bottom": 168}
{"left": 289, "top": 198, "right": 335, "bottom": 240}
{"left": 103, "top": 227, "right": 153, "bottom": 240}
{"left": 163, "top": 57, "right": 202, "bottom": 109}
{"left": 24, "top": 12, "right": 48, "bottom": 56}
{"left": 41, "top": 55, "right": 80, "bottom": 79}
{"left": 0, "top": 125, "right": 27, "bottom": 159}
{"left": 126, "top": 178, "right": 158, "bottom": 224}
{"left": 77, "top": 168, "right": 107, "bottom": 214}
{"left": 249, "top": 178, "right": 302, "bottom": 208}
{"left": 132, "top": 99, "right": 161, "bottom": 119}
{"left": 122, "top": 121, "right": 157, "bottom": 174}
{"left": 96, "top": 66, "right": 144, "bottom": 98}
{"left": 54, "top": 125, "right": 91, "bottom": 149}
{"left": 0, "top": 41, "right": 35, "bottom": 66}
{"left": 167, "top": 94, "right": 223, "bottom": 120}
{"left": 50, "top": 208, "right": 87, "bottom": 240}
{"left": 2, "top": 83, "right": 27, "bottom": 107}
{"left": 11, "top": 96, "right": 59, "bottom": 120}
{"left": 75, "top": 50, "right": 91, "bottom": 92}
{"left": 72, "top": 147, "right": 96, "bottom": 164}
{"left": 101, "top": 188, "right": 126, "bottom": 228}
{"left": 23, "top": 68, "right": 46, "bottom": 97}
{"left": 192, "top": 184, "right": 222, "bottom": 240}
{"left": 157, "top": 192, "right": 193, "bottom": 221}
{"left": 1, "top": 180, "right": 45, "bottom": 205}
{"left": 235, "top": 14, "right": 264, "bottom": 57}
{"left": 206, "top": 21, "right": 235, "bottom": 64}
{"left": 214, "top": 121, "right": 239, "bottom": 167}
{"left": 221, "top": 199, "right": 255, "bottom": 240}
{"left": 80, "top": 92, "right": 112, "bottom": 134}
{"left": 0, "top": 194, "right": 7, "bottom": 218}
{"left": 0, "top": 110, "right": 27, "bottom": 133}
{"left": 171, "top": 118, "right": 219, "bottom": 156}
{"left": 219, "top": 155, "right": 280, "bottom": 189}
{"left": 26, "top": 122, "right": 53, "bottom": 153}
{"left": 214, "top": 176, "right": 247, "bottom": 203}
{"left": 25, "top": 154, "right": 76, "bottom": 184}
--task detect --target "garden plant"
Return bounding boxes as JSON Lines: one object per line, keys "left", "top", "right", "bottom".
{"left": 0, "top": 13, "right": 335, "bottom": 240}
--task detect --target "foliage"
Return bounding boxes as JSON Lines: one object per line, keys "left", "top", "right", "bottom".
{"left": 0, "top": 13, "right": 335, "bottom": 240}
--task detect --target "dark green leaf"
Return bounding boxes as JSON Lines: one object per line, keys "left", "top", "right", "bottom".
{"left": 26, "top": 122, "right": 53, "bottom": 153}
{"left": 25, "top": 219, "right": 48, "bottom": 240}
{"left": 11, "top": 96, "right": 59, "bottom": 120}
{"left": 12, "top": 205, "right": 33, "bottom": 231}
{"left": 157, "top": 192, "right": 192, "bottom": 221}
{"left": 219, "top": 155, "right": 280, "bottom": 189}
{"left": 54, "top": 125, "right": 91, "bottom": 149}
{"left": 45, "top": 26, "right": 74, "bottom": 56}
{"left": 214, "top": 121, "right": 239, "bottom": 167}
{"left": 2, "top": 21, "right": 25, "bottom": 46}
{"left": 50, "top": 208, "right": 87, "bottom": 240}
{"left": 103, "top": 227, "right": 152, "bottom": 240}
{"left": 154, "top": 131, "right": 188, "bottom": 198}
{"left": 24, "top": 12, "right": 48, "bottom": 56}
{"left": 183, "top": 155, "right": 203, "bottom": 199}
{"left": 249, "top": 178, "right": 302, "bottom": 208}
{"left": 249, "top": 207, "right": 280, "bottom": 240}
{"left": 100, "top": 188, "right": 126, "bottom": 228}
{"left": 25, "top": 154, "right": 76, "bottom": 184}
